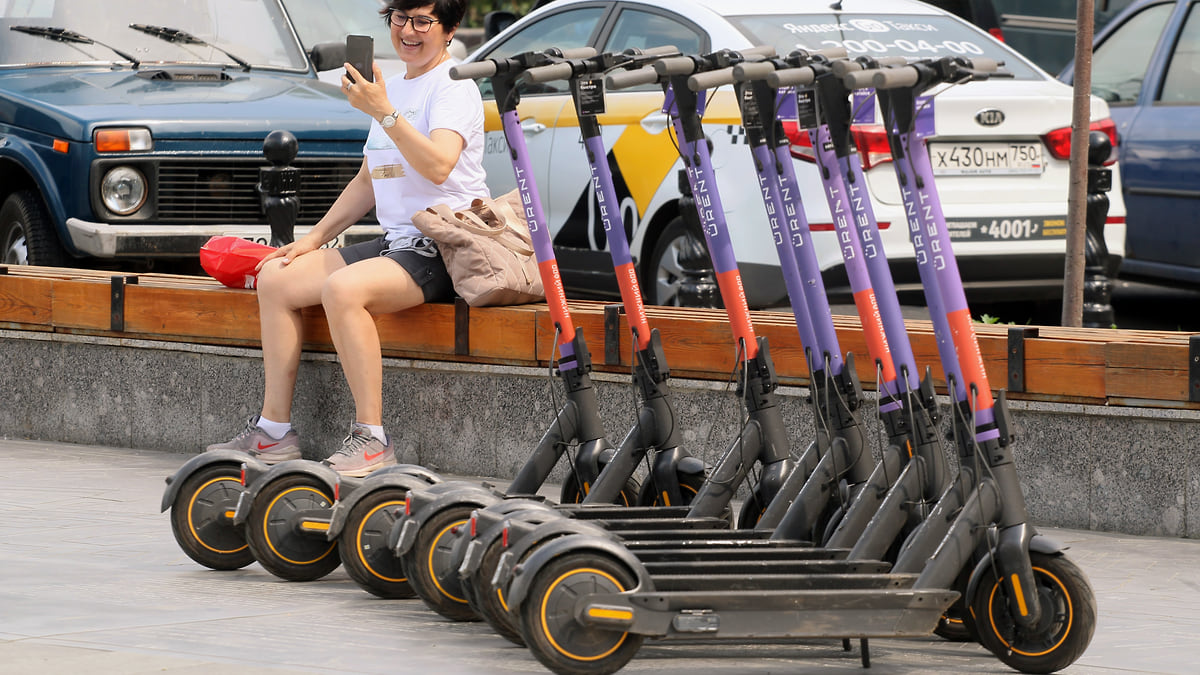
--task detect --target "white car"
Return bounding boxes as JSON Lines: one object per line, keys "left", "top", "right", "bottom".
{"left": 466, "top": 0, "right": 1126, "bottom": 308}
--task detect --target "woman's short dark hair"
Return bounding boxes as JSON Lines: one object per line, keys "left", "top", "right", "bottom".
{"left": 380, "top": 0, "right": 468, "bottom": 31}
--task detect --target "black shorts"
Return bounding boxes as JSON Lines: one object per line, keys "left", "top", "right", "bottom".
{"left": 338, "top": 237, "right": 454, "bottom": 303}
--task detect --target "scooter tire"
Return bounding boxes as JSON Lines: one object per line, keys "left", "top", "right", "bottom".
{"left": 338, "top": 487, "right": 414, "bottom": 598}
{"left": 518, "top": 552, "right": 643, "bottom": 675}
{"left": 560, "top": 473, "right": 639, "bottom": 507}
{"left": 400, "top": 504, "right": 479, "bottom": 621}
{"left": 935, "top": 567, "right": 978, "bottom": 642}
{"left": 471, "top": 535, "right": 527, "bottom": 646}
{"left": 169, "top": 463, "right": 254, "bottom": 570}
{"left": 244, "top": 473, "right": 340, "bottom": 581}
{"left": 635, "top": 470, "right": 704, "bottom": 508}
{"left": 970, "top": 551, "right": 1096, "bottom": 673}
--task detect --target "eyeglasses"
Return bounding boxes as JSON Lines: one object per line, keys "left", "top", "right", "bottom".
{"left": 388, "top": 12, "right": 439, "bottom": 32}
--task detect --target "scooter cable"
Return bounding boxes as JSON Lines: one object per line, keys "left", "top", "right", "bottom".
{"left": 706, "top": 336, "right": 754, "bottom": 494}
{"left": 545, "top": 323, "right": 586, "bottom": 499}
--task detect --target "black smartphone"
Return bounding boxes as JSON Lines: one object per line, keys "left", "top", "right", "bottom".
{"left": 345, "top": 34, "right": 374, "bottom": 83}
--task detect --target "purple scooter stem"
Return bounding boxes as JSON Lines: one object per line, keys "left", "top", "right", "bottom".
{"left": 499, "top": 109, "right": 577, "bottom": 363}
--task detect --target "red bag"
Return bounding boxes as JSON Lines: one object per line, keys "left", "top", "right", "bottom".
{"left": 199, "top": 236, "right": 277, "bottom": 289}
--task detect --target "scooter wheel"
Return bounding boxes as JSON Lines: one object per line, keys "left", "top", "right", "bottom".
{"left": 169, "top": 463, "right": 254, "bottom": 570}
{"left": 934, "top": 609, "right": 976, "bottom": 642}
{"left": 338, "top": 487, "right": 414, "bottom": 598}
{"left": 934, "top": 567, "right": 978, "bottom": 642}
{"left": 635, "top": 471, "right": 703, "bottom": 508}
{"left": 471, "top": 535, "right": 526, "bottom": 646}
{"left": 400, "top": 504, "right": 479, "bottom": 621}
{"left": 560, "top": 473, "right": 639, "bottom": 507}
{"left": 518, "top": 552, "right": 643, "bottom": 675}
{"left": 970, "top": 552, "right": 1096, "bottom": 673}
{"left": 244, "top": 474, "right": 340, "bottom": 581}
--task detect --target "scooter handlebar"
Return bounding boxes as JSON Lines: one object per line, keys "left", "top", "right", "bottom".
{"left": 632, "top": 45, "right": 680, "bottom": 57}
{"left": 450, "top": 60, "right": 498, "bottom": 80}
{"left": 815, "top": 46, "right": 849, "bottom": 60}
{"left": 553, "top": 47, "right": 598, "bottom": 59}
{"left": 832, "top": 55, "right": 908, "bottom": 78}
{"left": 766, "top": 67, "right": 816, "bottom": 88}
{"left": 606, "top": 65, "right": 659, "bottom": 89}
{"left": 737, "top": 45, "right": 778, "bottom": 59}
{"left": 687, "top": 66, "right": 736, "bottom": 91}
{"left": 653, "top": 55, "right": 697, "bottom": 76}
{"left": 732, "top": 60, "right": 775, "bottom": 82}
{"left": 524, "top": 61, "right": 574, "bottom": 83}
{"left": 966, "top": 57, "right": 1001, "bottom": 73}
{"left": 842, "top": 69, "right": 882, "bottom": 90}
{"left": 871, "top": 66, "right": 921, "bottom": 89}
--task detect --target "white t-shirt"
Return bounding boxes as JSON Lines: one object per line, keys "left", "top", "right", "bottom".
{"left": 363, "top": 59, "right": 488, "bottom": 246}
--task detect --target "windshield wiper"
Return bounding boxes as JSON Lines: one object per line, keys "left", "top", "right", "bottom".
{"left": 9, "top": 25, "right": 141, "bottom": 68}
{"left": 128, "top": 24, "right": 252, "bottom": 72}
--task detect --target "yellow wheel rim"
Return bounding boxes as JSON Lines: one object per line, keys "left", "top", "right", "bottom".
{"left": 187, "top": 476, "right": 249, "bottom": 555}
{"left": 262, "top": 486, "right": 336, "bottom": 565}
{"left": 987, "top": 565, "right": 1073, "bottom": 657}
{"left": 540, "top": 567, "right": 628, "bottom": 662}
{"left": 426, "top": 520, "right": 468, "bottom": 603}
{"left": 356, "top": 500, "right": 408, "bottom": 583}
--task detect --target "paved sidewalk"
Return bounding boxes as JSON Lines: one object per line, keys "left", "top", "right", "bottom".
{"left": 0, "top": 438, "right": 1197, "bottom": 674}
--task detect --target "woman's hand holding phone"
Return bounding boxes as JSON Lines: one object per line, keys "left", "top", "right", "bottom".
{"left": 341, "top": 62, "right": 390, "bottom": 121}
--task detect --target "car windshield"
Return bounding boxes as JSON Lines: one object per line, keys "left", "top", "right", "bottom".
{"left": 284, "top": 0, "right": 395, "bottom": 60}
{"left": 0, "top": 0, "right": 310, "bottom": 70}
{"left": 726, "top": 13, "right": 1041, "bottom": 80}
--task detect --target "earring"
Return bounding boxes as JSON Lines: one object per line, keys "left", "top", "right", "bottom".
{"left": 446, "top": 39, "right": 451, "bottom": 46}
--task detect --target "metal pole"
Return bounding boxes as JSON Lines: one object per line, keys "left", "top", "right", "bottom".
{"left": 1063, "top": 0, "right": 1096, "bottom": 327}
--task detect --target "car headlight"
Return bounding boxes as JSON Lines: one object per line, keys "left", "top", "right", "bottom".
{"left": 100, "top": 166, "right": 148, "bottom": 216}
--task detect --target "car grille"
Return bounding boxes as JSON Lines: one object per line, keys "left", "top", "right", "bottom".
{"left": 155, "top": 159, "right": 373, "bottom": 224}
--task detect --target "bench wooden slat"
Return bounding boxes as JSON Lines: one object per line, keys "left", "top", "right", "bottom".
{"left": 0, "top": 274, "right": 53, "bottom": 327}
{"left": 466, "top": 304, "right": 540, "bottom": 361}
{"left": 124, "top": 284, "right": 262, "bottom": 342}
{"left": 51, "top": 277, "right": 111, "bottom": 330}
{"left": 1106, "top": 341, "right": 1191, "bottom": 402}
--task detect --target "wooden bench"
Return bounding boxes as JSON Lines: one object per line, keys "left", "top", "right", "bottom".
{"left": 2, "top": 264, "right": 1197, "bottom": 409}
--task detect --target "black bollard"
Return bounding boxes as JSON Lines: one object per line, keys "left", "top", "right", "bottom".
{"left": 258, "top": 130, "right": 300, "bottom": 248}
{"left": 1082, "top": 130, "right": 1115, "bottom": 328}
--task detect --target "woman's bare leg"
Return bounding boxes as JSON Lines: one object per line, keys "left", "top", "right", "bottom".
{"left": 255, "top": 248, "right": 347, "bottom": 422}
{"left": 321, "top": 257, "right": 425, "bottom": 426}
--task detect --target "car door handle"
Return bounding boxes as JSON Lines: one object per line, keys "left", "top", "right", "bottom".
{"left": 520, "top": 119, "right": 547, "bottom": 134}
{"left": 640, "top": 112, "right": 670, "bottom": 135}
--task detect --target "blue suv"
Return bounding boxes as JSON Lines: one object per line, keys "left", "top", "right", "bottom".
{"left": 0, "top": 0, "right": 374, "bottom": 270}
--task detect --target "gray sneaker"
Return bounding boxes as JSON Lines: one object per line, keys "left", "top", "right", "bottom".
{"left": 206, "top": 417, "right": 302, "bottom": 464}
{"left": 322, "top": 425, "right": 396, "bottom": 477}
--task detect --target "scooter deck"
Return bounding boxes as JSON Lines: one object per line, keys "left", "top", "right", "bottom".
{"left": 640, "top": 559, "right": 890, "bottom": 577}
{"left": 618, "top": 528, "right": 776, "bottom": 543}
{"left": 584, "top": 587, "right": 958, "bottom": 640}
{"left": 628, "top": 546, "right": 842, "bottom": 562}
{"left": 649, "top": 571, "right": 919, "bottom": 592}
{"left": 582, "top": 516, "right": 731, "bottom": 531}
{"left": 560, "top": 504, "right": 693, "bottom": 519}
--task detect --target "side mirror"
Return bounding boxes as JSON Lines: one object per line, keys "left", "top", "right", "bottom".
{"left": 309, "top": 42, "right": 347, "bottom": 72}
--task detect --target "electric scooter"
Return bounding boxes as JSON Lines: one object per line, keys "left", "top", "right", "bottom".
{"left": 495, "top": 52, "right": 1095, "bottom": 675}
{"left": 844, "top": 54, "right": 1097, "bottom": 671}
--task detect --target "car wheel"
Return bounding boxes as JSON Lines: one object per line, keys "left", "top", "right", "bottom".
{"left": 0, "top": 189, "right": 67, "bottom": 267}
{"left": 645, "top": 217, "right": 721, "bottom": 308}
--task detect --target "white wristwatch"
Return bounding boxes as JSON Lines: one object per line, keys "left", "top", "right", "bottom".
{"left": 379, "top": 110, "right": 399, "bottom": 128}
